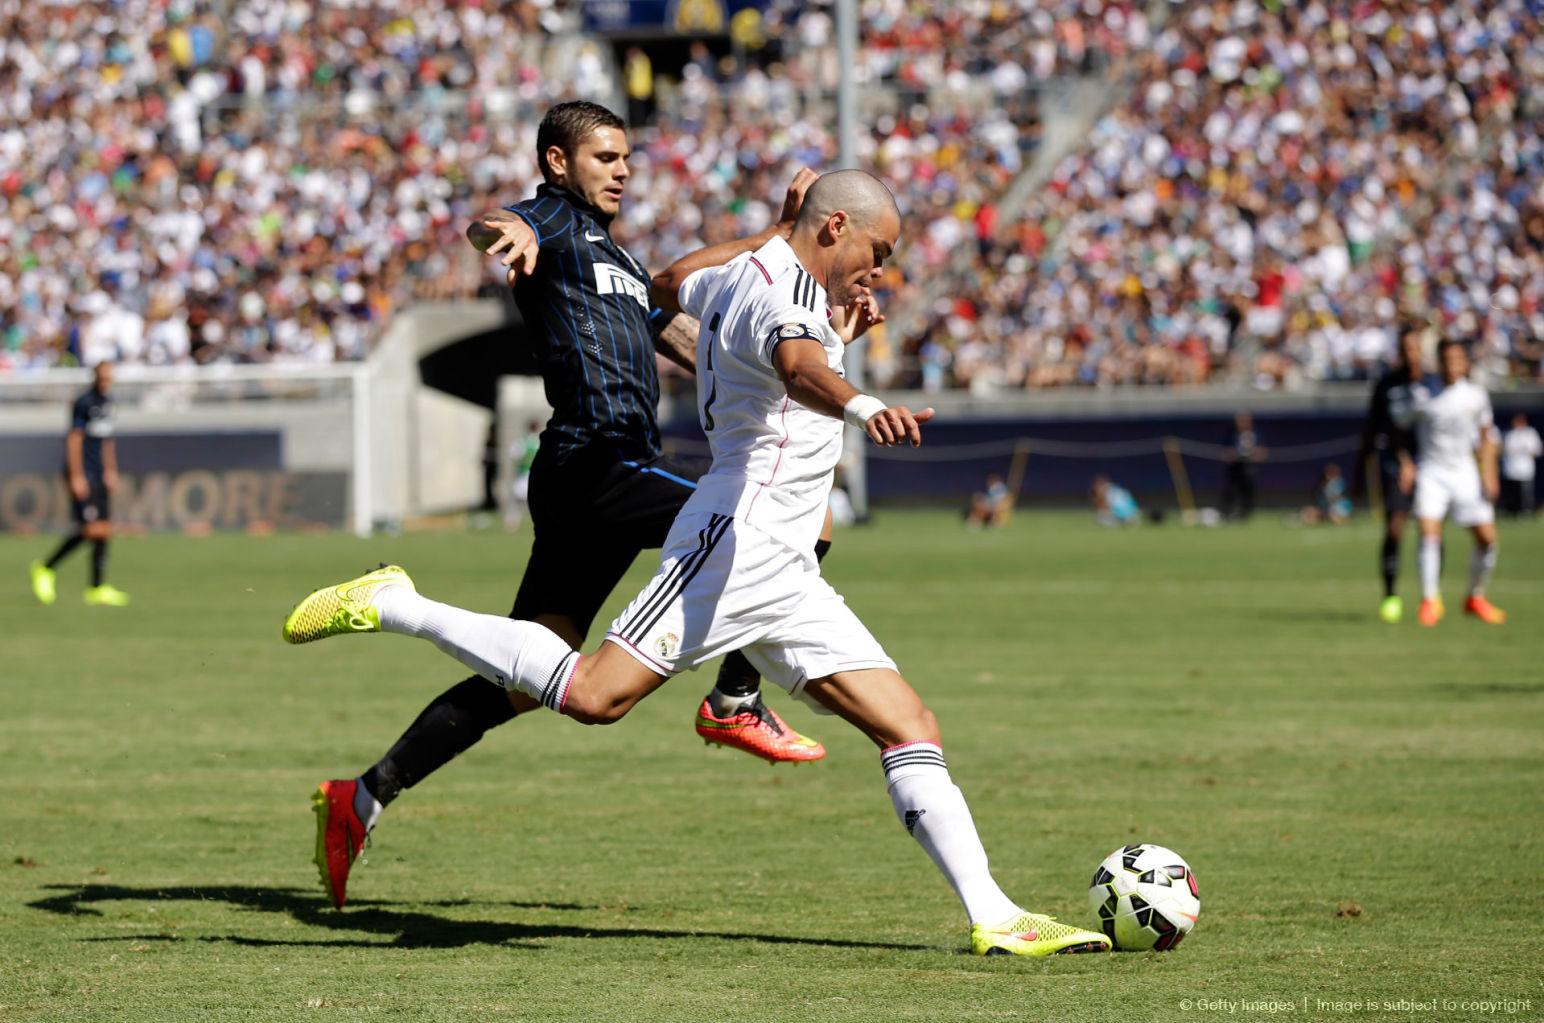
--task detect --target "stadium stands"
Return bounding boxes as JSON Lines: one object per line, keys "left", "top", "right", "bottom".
{"left": 914, "top": 0, "right": 1544, "bottom": 391}
{"left": 1, "top": 0, "right": 1537, "bottom": 392}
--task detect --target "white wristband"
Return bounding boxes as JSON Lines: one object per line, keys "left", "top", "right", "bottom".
{"left": 843, "top": 394, "right": 887, "bottom": 429}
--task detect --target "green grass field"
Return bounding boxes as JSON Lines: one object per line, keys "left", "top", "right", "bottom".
{"left": 2, "top": 512, "right": 1541, "bottom": 1022}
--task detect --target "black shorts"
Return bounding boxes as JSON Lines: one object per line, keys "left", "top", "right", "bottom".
{"left": 1378, "top": 458, "right": 1413, "bottom": 516}
{"left": 508, "top": 446, "right": 711, "bottom": 638}
{"left": 70, "top": 476, "right": 111, "bottom": 525}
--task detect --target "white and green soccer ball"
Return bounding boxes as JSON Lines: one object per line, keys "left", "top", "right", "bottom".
{"left": 1088, "top": 844, "right": 1200, "bottom": 951}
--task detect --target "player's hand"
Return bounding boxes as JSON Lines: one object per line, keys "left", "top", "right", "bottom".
{"left": 479, "top": 213, "right": 539, "bottom": 276}
{"left": 69, "top": 473, "right": 89, "bottom": 501}
{"left": 777, "top": 168, "right": 819, "bottom": 233}
{"left": 833, "top": 287, "right": 884, "bottom": 343}
{"left": 1398, "top": 459, "right": 1416, "bottom": 495}
{"left": 102, "top": 469, "right": 118, "bottom": 494}
{"left": 864, "top": 406, "right": 935, "bottom": 448}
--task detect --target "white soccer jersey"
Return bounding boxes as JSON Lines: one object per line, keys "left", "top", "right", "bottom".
{"left": 676, "top": 235, "right": 843, "bottom": 555}
{"left": 1408, "top": 378, "right": 1493, "bottom": 472}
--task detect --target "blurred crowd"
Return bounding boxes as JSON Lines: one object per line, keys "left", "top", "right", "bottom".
{"left": 0, "top": 0, "right": 1142, "bottom": 370}
{"left": 904, "top": 0, "right": 1544, "bottom": 392}
{"left": 3, "top": 0, "right": 1537, "bottom": 393}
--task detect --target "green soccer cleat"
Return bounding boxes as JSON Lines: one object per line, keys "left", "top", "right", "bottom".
{"left": 971, "top": 911, "right": 1112, "bottom": 957}
{"left": 83, "top": 584, "right": 130, "bottom": 606}
{"left": 283, "top": 565, "right": 414, "bottom": 644}
{"left": 29, "top": 561, "right": 57, "bottom": 605}
{"left": 1378, "top": 595, "right": 1403, "bottom": 624}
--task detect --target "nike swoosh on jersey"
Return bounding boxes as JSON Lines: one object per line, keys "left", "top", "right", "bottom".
{"left": 585, "top": 231, "right": 607, "bottom": 242}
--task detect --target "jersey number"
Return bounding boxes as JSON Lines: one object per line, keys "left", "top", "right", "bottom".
{"left": 702, "top": 312, "right": 720, "bottom": 431}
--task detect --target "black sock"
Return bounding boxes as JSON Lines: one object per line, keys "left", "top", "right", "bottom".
{"left": 713, "top": 538, "right": 833, "bottom": 700}
{"left": 46, "top": 533, "right": 84, "bottom": 569}
{"left": 91, "top": 540, "right": 107, "bottom": 587}
{"left": 360, "top": 676, "right": 520, "bottom": 806}
{"left": 1381, "top": 535, "right": 1399, "bottom": 598}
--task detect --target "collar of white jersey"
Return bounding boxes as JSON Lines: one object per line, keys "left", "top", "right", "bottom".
{"left": 749, "top": 235, "right": 829, "bottom": 313}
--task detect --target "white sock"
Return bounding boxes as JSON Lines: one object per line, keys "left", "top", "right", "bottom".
{"left": 374, "top": 586, "right": 579, "bottom": 711}
{"left": 881, "top": 742, "right": 1022, "bottom": 925}
{"left": 1418, "top": 535, "right": 1442, "bottom": 599}
{"left": 1467, "top": 542, "right": 1498, "bottom": 597}
{"left": 708, "top": 688, "right": 758, "bottom": 717}
{"left": 353, "top": 778, "right": 384, "bottom": 832}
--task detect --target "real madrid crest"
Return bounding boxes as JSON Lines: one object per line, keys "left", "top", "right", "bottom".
{"left": 655, "top": 633, "right": 680, "bottom": 658}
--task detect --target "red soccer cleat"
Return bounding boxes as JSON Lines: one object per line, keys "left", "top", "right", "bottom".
{"left": 1417, "top": 597, "right": 1444, "bottom": 627}
{"left": 1463, "top": 595, "right": 1506, "bottom": 625}
{"left": 312, "top": 779, "right": 368, "bottom": 908}
{"left": 695, "top": 694, "right": 826, "bottom": 763}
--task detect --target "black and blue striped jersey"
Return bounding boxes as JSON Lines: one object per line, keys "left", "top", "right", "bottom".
{"left": 505, "top": 183, "right": 666, "bottom": 462}
{"left": 69, "top": 386, "right": 114, "bottom": 479}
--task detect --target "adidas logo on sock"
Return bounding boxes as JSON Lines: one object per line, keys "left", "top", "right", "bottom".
{"left": 903, "top": 809, "right": 926, "bottom": 835}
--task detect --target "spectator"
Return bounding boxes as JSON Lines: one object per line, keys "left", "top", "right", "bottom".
{"left": 1091, "top": 474, "right": 1139, "bottom": 527}
{"left": 1501, "top": 413, "right": 1541, "bottom": 518}
{"left": 965, "top": 473, "right": 1012, "bottom": 529}
{"left": 1301, "top": 463, "right": 1352, "bottom": 525}
{"left": 1220, "top": 412, "right": 1266, "bottom": 521}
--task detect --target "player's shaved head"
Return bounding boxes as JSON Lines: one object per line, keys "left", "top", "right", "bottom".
{"left": 794, "top": 170, "right": 900, "bottom": 233}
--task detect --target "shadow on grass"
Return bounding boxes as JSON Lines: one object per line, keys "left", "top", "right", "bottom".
{"left": 29, "top": 884, "right": 932, "bottom": 952}
{"left": 1430, "top": 680, "right": 1544, "bottom": 697}
{"left": 1256, "top": 609, "right": 1368, "bottom": 624}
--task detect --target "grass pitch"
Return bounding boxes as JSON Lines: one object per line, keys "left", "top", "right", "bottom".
{"left": 2, "top": 512, "right": 1541, "bottom": 1022}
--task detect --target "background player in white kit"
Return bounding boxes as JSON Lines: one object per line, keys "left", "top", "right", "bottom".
{"left": 1393, "top": 340, "right": 1506, "bottom": 627}
{"left": 282, "top": 170, "right": 1112, "bottom": 958}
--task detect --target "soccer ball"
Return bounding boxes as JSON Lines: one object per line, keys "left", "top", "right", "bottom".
{"left": 1087, "top": 844, "right": 1200, "bottom": 950}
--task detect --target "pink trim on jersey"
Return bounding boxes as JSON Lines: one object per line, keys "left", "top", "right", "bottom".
{"left": 749, "top": 257, "right": 773, "bottom": 284}
{"left": 555, "top": 654, "right": 582, "bottom": 714}
{"left": 744, "top": 395, "right": 792, "bottom": 523}
{"left": 881, "top": 740, "right": 943, "bottom": 755}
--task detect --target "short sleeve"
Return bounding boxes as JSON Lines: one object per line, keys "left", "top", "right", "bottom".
{"left": 504, "top": 197, "right": 572, "bottom": 245}
{"left": 70, "top": 395, "right": 90, "bottom": 431}
{"left": 751, "top": 303, "right": 826, "bottom": 370}
{"left": 678, "top": 264, "right": 733, "bottom": 321}
{"left": 1475, "top": 390, "right": 1493, "bottom": 430}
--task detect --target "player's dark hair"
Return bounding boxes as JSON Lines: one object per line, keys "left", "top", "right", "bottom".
{"left": 536, "top": 101, "right": 625, "bottom": 184}
{"left": 1436, "top": 338, "right": 1469, "bottom": 356}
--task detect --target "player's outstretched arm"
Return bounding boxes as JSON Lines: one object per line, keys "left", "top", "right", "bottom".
{"left": 650, "top": 168, "right": 819, "bottom": 314}
{"left": 772, "top": 337, "right": 933, "bottom": 447}
{"left": 652, "top": 313, "right": 699, "bottom": 374}
{"left": 467, "top": 209, "right": 540, "bottom": 277}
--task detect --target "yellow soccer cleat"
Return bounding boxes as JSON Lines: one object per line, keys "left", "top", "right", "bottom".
{"left": 83, "top": 584, "right": 130, "bottom": 606}
{"left": 283, "top": 565, "right": 414, "bottom": 644}
{"left": 29, "top": 561, "right": 57, "bottom": 605}
{"left": 971, "top": 911, "right": 1112, "bottom": 957}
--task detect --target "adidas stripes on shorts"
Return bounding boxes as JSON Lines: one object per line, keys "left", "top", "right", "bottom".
{"left": 604, "top": 511, "right": 895, "bottom": 710}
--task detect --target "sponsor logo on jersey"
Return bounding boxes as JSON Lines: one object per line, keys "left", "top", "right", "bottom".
{"left": 595, "top": 262, "right": 649, "bottom": 308}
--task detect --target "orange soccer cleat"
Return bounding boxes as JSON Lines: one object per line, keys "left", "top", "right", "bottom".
{"left": 695, "top": 694, "right": 826, "bottom": 763}
{"left": 312, "top": 779, "right": 369, "bottom": 908}
{"left": 1417, "top": 597, "right": 1444, "bottom": 627}
{"left": 1463, "top": 595, "right": 1507, "bottom": 625}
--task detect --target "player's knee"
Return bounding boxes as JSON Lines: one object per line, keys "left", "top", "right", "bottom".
{"left": 559, "top": 679, "right": 633, "bottom": 725}
{"left": 881, "top": 700, "right": 940, "bottom": 748}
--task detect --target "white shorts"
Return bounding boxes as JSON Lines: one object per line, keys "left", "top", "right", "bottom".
{"left": 603, "top": 511, "right": 896, "bottom": 711}
{"left": 1414, "top": 464, "right": 1494, "bottom": 526}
